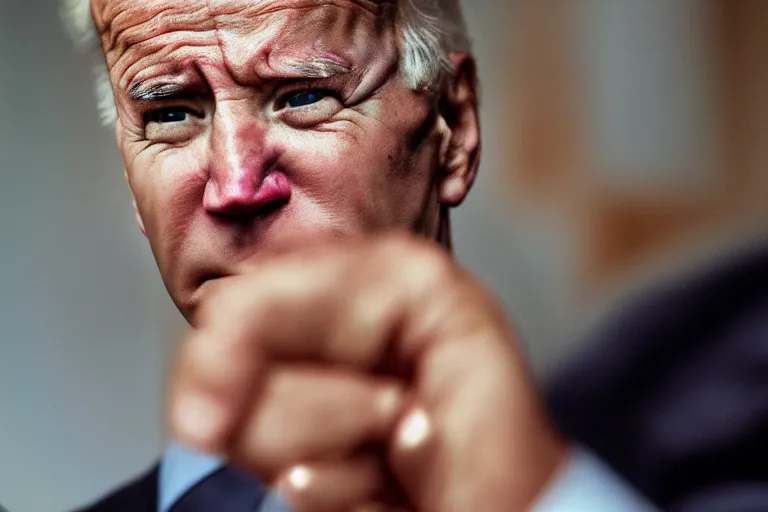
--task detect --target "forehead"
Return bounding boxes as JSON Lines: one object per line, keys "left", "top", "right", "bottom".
{"left": 92, "top": 0, "right": 392, "bottom": 21}
{"left": 92, "top": 0, "right": 394, "bottom": 49}
{"left": 92, "top": 0, "right": 397, "bottom": 84}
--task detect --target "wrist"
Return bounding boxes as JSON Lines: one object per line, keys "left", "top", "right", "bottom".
{"left": 518, "top": 425, "right": 570, "bottom": 510}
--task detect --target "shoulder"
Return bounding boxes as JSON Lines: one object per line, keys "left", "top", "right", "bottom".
{"left": 547, "top": 241, "right": 768, "bottom": 507}
{"left": 549, "top": 240, "right": 768, "bottom": 418}
{"left": 72, "top": 464, "right": 160, "bottom": 512}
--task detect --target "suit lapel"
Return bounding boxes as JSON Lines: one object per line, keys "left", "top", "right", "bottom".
{"left": 72, "top": 464, "right": 159, "bottom": 512}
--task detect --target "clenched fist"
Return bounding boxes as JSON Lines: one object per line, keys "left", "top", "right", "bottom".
{"left": 168, "top": 234, "right": 566, "bottom": 512}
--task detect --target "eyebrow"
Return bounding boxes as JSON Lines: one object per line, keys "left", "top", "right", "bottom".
{"left": 128, "top": 82, "right": 191, "bottom": 102}
{"left": 280, "top": 58, "right": 354, "bottom": 79}
{"left": 126, "top": 58, "right": 354, "bottom": 102}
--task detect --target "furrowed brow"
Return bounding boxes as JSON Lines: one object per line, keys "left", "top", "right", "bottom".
{"left": 281, "top": 58, "right": 354, "bottom": 79}
{"left": 124, "top": 58, "right": 354, "bottom": 103}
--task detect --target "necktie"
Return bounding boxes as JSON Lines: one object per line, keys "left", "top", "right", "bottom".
{"left": 169, "top": 465, "right": 267, "bottom": 512}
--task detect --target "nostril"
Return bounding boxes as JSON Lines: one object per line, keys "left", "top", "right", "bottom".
{"left": 251, "top": 171, "right": 292, "bottom": 208}
{"left": 204, "top": 170, "right": 292, "bottom": 217}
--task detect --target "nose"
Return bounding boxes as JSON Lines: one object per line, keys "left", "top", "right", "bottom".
{"left": 203, "top": 113, "right": 291, "bottom": 218}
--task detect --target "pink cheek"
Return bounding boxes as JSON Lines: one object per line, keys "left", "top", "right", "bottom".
{"left": 139, "top": 157, "right": 208, "bottom": 248}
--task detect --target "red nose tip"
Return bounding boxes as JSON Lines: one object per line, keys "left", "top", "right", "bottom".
{"left": 204, "top": 170, "right": 292, "bottom": 216}
{"left": 250, "top": 171, "right": 292, "bottom": 209}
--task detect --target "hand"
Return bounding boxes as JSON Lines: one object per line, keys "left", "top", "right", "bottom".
{"left": 168, "top": 233, "right": 567, "bottom": 512}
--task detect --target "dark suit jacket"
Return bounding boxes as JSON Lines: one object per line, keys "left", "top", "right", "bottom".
{"left": 548, "top": 241, "right": 768, "bottom": 511}
{"left": 73, "top": 465, "right": 159, "bottom": 512}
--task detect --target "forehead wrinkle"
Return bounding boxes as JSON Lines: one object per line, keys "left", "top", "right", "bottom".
{"left": 208, "top": 0, "right": 393, "bottom": 18}
{"left": 97, "top": 1, "right": 214, "bottom": 59}
{"left": 98, "top": 0, "right": 397, "bottom": 94}
{"left": 209, "top": 0, "right": 393, "bottom": 48}
{"left": 103, "top": 5, "right": 176, "bottom": 52}
{"left": 95, "top": 0, "right": 394, "bottom": 52}
{"left": 111, "top": 8, "right": 214, "bottom": 58}
{"left": 212, "top": 1, "right": 393, "bottom": 84}
{"left": 118, "top": 41, "right": 213, "bottom": 92}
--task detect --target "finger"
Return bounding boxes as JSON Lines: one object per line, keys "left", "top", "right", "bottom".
{"left": 348, "top": 501, "right": 413, "bottom": 512}
{"left": 229, "top": 367, "right": 404, "bottom": 477}
{"left": 168, "top": 325, "right": 267, "bottom": 454}
{"left": 196, "top": 235, "right": 464, "bottom": 368}
{"left": 170, "top": 248, "right": 399, "bottom": 452}
{"left": 200, "top": 249, "right": 392, "bottom": 368}
{"left": 388, "top": 406, "right": 440, "bottom": 509}
{"left": 390, "top": 345, "right": 563, "bottom": 512}
{"left": 352, "top": 504, "right": 409, "bottom": 512}
{"left": 275, "top": 457, "right": 383, "bottom": 512}
{"left": 170, "top": 235, "right": 484, "bottom": 454}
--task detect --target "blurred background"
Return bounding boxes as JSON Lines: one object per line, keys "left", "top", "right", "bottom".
{"left": 0, "top": 0, "right": 766, "bottom": 510}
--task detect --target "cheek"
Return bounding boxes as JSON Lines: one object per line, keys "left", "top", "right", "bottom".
{"left": 363, "top": 133, "right": 438, "bottom": 227}
{"left": 277, "top": 119, "right": 440, "bottom": 231}
{"left": 125, "top": 145, "right": 207, "bottom": 263}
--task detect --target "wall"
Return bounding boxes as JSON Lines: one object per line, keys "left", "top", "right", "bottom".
{"left": 0, "top": 3, "right": 175, "bottom": 509}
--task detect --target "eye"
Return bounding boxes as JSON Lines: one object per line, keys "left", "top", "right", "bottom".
{"left": 276, "top": 89, "right": 343, "bottom": 128}
{"left": 143, "top": 106, "right": 205, "bottom": 143}
{"left": 285, "top": 90, "right": 330, "bottom": 108}
{"left": 146, "top": 107, "right": 195, "bottom": 124}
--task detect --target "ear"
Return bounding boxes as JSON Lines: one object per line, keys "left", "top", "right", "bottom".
{"left": 124, "top": 169, "right": 147, "bottom": 237}
{"left": 437, "top": 52, "right": 481, "bottom": 207}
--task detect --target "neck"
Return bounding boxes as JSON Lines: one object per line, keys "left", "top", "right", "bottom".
{"left": 438, "top": 209, "right": 453, "bottom": 252}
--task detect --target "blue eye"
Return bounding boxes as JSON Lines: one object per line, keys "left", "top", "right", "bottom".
{"left": 286, "top": 91, "right": 328, "bottom": 108}
{"left": 147, "top": 108, "right": 191, "bottom": 124}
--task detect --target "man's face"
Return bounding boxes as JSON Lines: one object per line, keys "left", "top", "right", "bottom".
{"left": 92, "top": 0, "right": 478, "bottom": 317}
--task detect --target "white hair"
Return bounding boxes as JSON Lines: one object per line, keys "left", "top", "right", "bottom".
{"left": 61, "top": 0, "right": 472, "bottom": 126}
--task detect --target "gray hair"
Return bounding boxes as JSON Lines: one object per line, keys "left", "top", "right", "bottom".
{"left": 61, "top": 0, "right": 472, "bottom": 125}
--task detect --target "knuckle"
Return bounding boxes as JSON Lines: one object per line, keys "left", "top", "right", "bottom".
{"left": 168, "top": 389, "right": 230, "bottom": 454}
{"left": 381, "top": 233, "right": 456, "bottom": 281}
{"left": 407, "top": 244, "right": 456, "bottom": 287}
{"left": 381, "top": 231, "right": 432, "bottom": 256}
{"left": 191, "top": 277, "right": 242, "bottom": 328}
{"left": 231, "top": 419, "right": 286, "bottom": 477}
